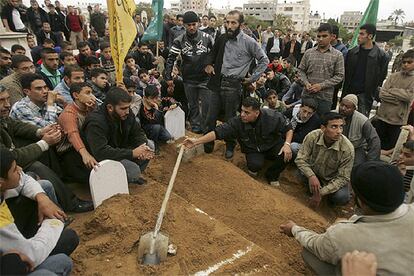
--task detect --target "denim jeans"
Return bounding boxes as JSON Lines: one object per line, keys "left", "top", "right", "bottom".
{"left": 290, "top": 142, "right": 302, "bottom": 156}
{"left": 30, "top": 253, "right": 73, "bottom": 276}
{"left": 38, "top": 180, "right": 59, "bottom": 206}
{"left": 142, "top": 124, "right": 172, "bottom": 145}
{"left": 356, "top": 94, "right": 373, "bottom": 117}
{"left": 120, "top": 159, "right": 150, "bottom": 183}
{"left": 183, "top": 81, "right": 211, "bottom": 132}
{"left": 206, "top": 77, "right": 242, "bottom": 150}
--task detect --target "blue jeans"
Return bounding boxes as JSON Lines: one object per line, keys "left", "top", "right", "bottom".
{"left": 143, "top": 124, "right": 172, "bottom": 145}
{"left": 183, "top": 81, "right": 211, "bottom": 132}
{"left": 120, "top": 159, "right": 150, "bottom": 183}
{"left": 290, "top": 142, "right": 301, "bottom": 156}
{"left": 30, "top": 253, "right": 73, "bottom": 276}
{"left": 38, "top": 180, "right": 59, "bottom": 206}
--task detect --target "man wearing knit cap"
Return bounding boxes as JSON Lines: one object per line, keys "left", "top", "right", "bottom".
{"left": 165, "top": 11, "right": 214, "bottom": 134}
{"left": 280, "top": 161, "right": 414, "bottom": 275}
{"left": 339, "top": 94, "right": 381, "bottom": 166}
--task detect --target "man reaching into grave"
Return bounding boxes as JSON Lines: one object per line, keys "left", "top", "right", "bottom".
{"left": 183, "top": 97, "right": 293, "bottom": 186}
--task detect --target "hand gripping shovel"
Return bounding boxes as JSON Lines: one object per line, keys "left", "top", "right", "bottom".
{"left": 138, "top": 145, "right": 185, "bottom": 265}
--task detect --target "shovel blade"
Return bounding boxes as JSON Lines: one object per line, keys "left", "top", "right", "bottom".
{"left": 137, "top": 231, "right": 169, "bottom": 264}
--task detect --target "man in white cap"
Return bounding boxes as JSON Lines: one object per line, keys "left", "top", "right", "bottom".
{"left": 339, "top": 94, "right": 381, "bottom": 166}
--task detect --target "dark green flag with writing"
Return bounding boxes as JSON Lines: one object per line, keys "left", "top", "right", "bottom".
{"left": 349, "top": 0, "right": 379, "bottom": 48}
{"left": 141, "top": 0, "right": 164, "bottom": 42}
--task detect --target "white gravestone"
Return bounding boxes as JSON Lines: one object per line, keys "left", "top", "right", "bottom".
{"left": 89, "top": 160, "right": 129, "bottom": 209}
{"left": 165, "top": 106, "right": 185, "bottom": 140}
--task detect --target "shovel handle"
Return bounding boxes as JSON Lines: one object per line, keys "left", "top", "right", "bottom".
{"left": 152, "top": 145, "right": 185, "bottom": 237}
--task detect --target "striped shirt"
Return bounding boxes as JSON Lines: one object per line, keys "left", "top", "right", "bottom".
{"left": 57, "top": 103, "right": 87, "bottom": 153}
{"left": 9, "top": 97, "right": 61, "bottom": 128}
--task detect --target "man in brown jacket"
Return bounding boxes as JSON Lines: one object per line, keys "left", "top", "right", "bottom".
{"left": 373, "top": 49, "right": 414, "bottom": 151}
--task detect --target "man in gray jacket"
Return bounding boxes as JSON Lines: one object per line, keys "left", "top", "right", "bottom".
{"left": 339, "top": 94, "right": 381, "bottom": 166}
{"left": 280, "top": 161, "right": 414, "bottom": 275}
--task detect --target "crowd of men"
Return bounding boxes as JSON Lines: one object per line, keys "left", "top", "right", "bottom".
{"left": 0, "top": 0, "right": 414, "bottom": 275}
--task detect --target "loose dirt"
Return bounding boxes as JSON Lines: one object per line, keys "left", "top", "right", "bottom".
{"left": 70, "top": 142, "right": 336, "bottom": 275}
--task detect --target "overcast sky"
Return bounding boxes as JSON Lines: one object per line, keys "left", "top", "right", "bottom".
{"left": 25, "top": 0, "right": 413, "bottom": 22}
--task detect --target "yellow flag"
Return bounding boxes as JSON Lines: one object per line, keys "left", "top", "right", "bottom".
{"left": 107, "top": 0, "right": 137, "bottom": 83}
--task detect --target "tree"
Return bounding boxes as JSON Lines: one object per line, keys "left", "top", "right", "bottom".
{"left": 244, "top": 15, "right": 271, "bottom": 30}
{"left": 272, "top": 14, "right": 294, "bottom": 33}
{"left": 135, "top": 2, "right": 154, "bottom": 21}
{"left": 389, "top": 35, "right": 404, "bottom": 47}
{"left": 325, "top": 18, "right": 353, "bottom": 44}
{"left": 410, "top": 36, "right": 414, "bottom": 48}
{"left": 390, "top": 9, "right": 405, "bottom": 25}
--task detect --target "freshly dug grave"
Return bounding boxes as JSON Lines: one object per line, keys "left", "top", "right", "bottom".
{"left": 70, "top": 143, "right": 329, "bottom": 275}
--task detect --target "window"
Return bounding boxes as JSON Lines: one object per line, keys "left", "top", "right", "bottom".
{"left": 284, "top": 7, "right": 293, "bottom": 11}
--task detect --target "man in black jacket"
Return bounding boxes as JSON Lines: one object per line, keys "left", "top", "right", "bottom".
{"left": 342, "top": 24, "right": 388, "bottom": 117}
{"left": 133, "top": 42, "right": 156, "bottom": 71}
{"left": 165, "top": 11, "right": 214, "bottom": 134}
{"left": 82, "top": 87, "right": 154, "bottom": 184}
{"left": 26, "top": 0, "right": 49, "bottom": 35}
{"left": 47, "top": 4, "right": 66, "bottom": 40}
{"left": 282, "top": 33, "right": 301, "bottom": 66}
{"left": 36, "top": 22, "right": 61, "bottom": 46}
{"left": 266, "top": 30, "right": 283, "bottom": 61}
{"left": 184, "top": 97, "right": 293, "bottom": 186}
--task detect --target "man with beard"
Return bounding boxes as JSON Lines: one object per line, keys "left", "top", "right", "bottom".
{"left": 82, "top": 87, "right": 154, "bottom": 184}
{"left": 204, "top": 10, "right": 269, "bottom": 159}
{"left": 165, "top": 11, "right": 214, "bottom": 134}
{"left": 0, "top": 48, "right": 12, "bottom": 79}
{"left": 338, "top": 94, "right": 380, "bottom": 166}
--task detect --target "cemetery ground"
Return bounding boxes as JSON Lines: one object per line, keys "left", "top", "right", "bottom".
{"left": 68, "top": 141, "right": 352, "bottom": 275}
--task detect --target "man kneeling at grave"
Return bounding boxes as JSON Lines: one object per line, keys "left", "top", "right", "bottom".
{"left": 82, "top": 87, "right": 154, "bottom": 184}
{"left": 280, "top": 161, "right": 414, "bottom": 275}
{"left": 183, "top": 97, "right": 293, "bottom": 186}
{"left": 295, "top": 112, "right": 354, "bottom": 207}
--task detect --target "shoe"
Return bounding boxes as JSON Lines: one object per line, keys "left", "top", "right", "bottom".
{"left": 132, "top": 177, "right": 147, "bottom": 185}
{"left": 204, "top": 142, "right": 214, "bottom": 153}
{"left": 247, "top": 170, "right": 258, "bottom": 177}
{"left": 72, "top": 199, "right": 94, "bottom": 213}
{"left": 269, "top": 181, "right": 280, "bottom": 187}
{"left": 191, "top": 127, "right": 203, "bottom": 134}
{"left": 225, "top": 148, "right": 234, "bottom": 159}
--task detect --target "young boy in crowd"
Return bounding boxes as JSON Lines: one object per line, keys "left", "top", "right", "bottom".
{"left": 125, "top": 79, "right": 142, "bottom": 119}
{"left": 84, "top": 56, "right": 101, "bottom": 80}
{"left": 139, "top": 84, "right": 174, "bottom": 154}
{"left": 262, "top": 89, "right": 287, "bottom": 112}
{"left": 99, "top": 42, "right": 116, "bottom": 86}
{"left": 160, "top": 65, "right": 188, "bottom": 116}
{"left": 87, "top": 68, "right": 109, "bottom": 104}
{"left": 11, "top": 44, "right": 26, "bottom": 56}
{"left": 59, "top": 52, "right": 77, "bottom": 73}
{"left": 60, "top": 41, "right": 73, "bottom": 55}
{"left": 123, "top": 54, "right": 140, "bottom": 87}
{"left": 138, "top": 68, "right": 160, "bottom": 95}
{"left": 76, "top": 41, "right": 94, "bottom": 69}
{"left": 0, "top": 148, "right": 78, "bottom": 275}
{"left": 58, "top": 82, "right": 98, "bottom": 184}
{"left": 244, "top": 82, "right": 263, "bottom": 104}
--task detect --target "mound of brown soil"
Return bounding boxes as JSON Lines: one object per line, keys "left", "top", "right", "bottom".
{"left": 70, "top": 143, "right": 329, "bottom": 275}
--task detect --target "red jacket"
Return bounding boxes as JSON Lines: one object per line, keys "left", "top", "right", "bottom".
{"left": 66, "top": 13, "right": 82, "bottom": 32}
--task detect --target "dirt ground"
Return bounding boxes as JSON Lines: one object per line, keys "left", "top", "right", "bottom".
{"left": 69, "top": 141, "right": 351, "bottom": 275}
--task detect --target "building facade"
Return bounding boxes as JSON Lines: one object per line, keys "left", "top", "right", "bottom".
{"left": 276, "top": 0, "right": 311, "bottom": 32}
{"left": 179, "top": 0, "right": 209, "bottom": 15}
{"left": 243, "top": 0, "right": 277, "bottom": 22}
{"left": 340, "top": 11, "right": 363, "bottom": 32}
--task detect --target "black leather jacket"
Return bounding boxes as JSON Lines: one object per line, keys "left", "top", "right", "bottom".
{"left": 165, "top": 30, "right": 214, "bottom": 84}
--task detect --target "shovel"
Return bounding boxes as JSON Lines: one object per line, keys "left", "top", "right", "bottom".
{"left": 138, "top": 145, "right": 185, "bottom": 265}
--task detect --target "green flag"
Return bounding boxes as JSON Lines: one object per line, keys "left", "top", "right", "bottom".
{"left": 141, "top": 0, "right": 164, "bottom": 42}
{"left": 349, "top": 0, "right": 379, "bottom": 48}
